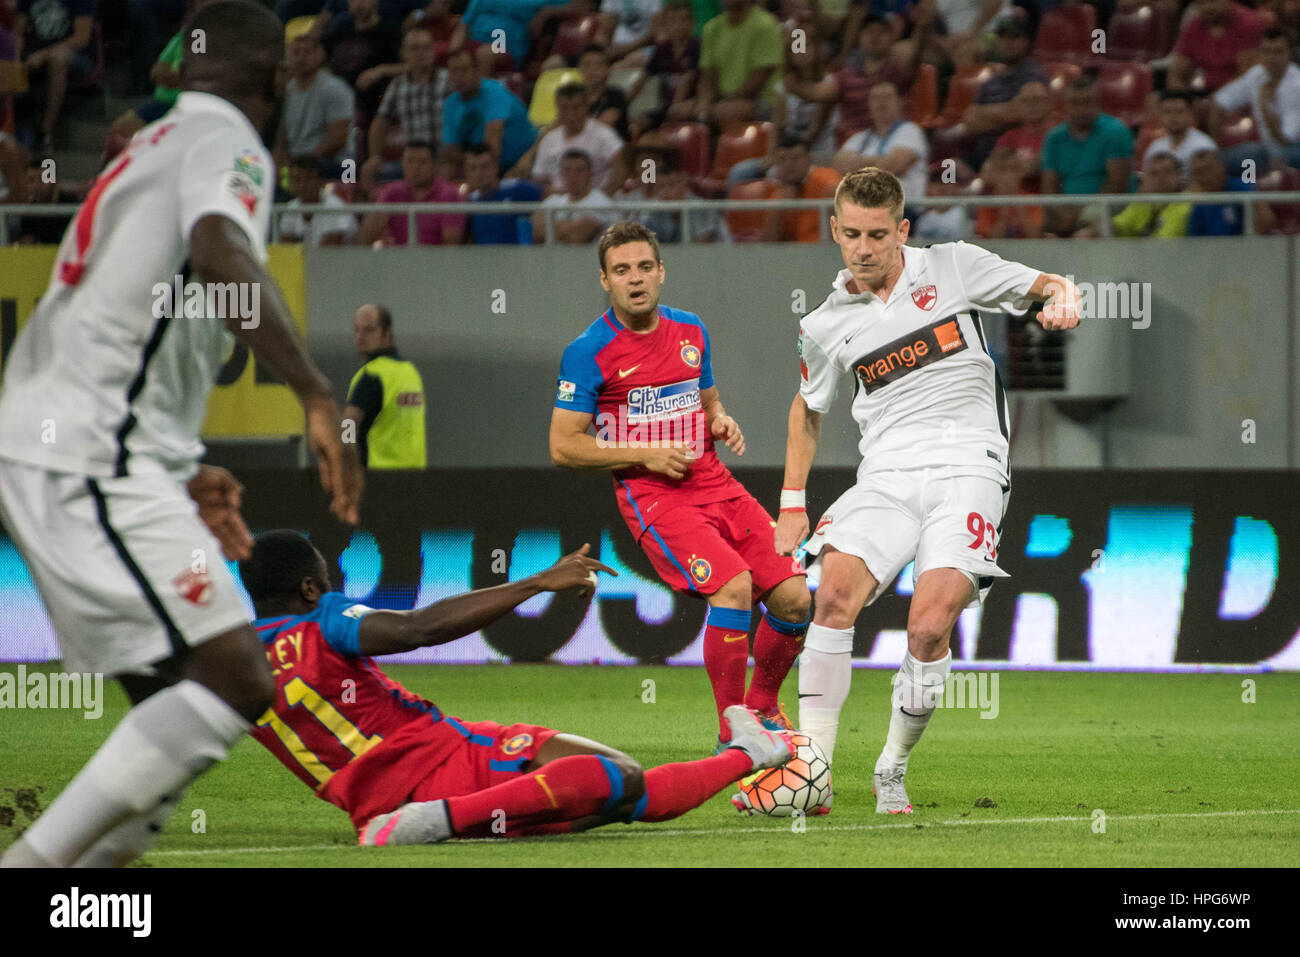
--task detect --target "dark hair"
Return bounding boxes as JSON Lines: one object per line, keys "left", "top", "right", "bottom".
{"left": 180, "top": 0, "right": 284, "bottom": 97}
{"left": 290, "top": 154, "right": 328, "bottom": 175}
{"left": 579, "top": 43, "right": 608, "bottom": 59}
{"left": 663, "top": 0, "right": 693, "bottom": 17}
{"left": 365, "top": 303, "right": 393, "bottom": 331}
{"left": 464, "top": 142, "right": 495, "bottom": 158}
{"left": 1068, "top": 72, "right": 1098, "bottom": 92}
{"left": 1263, "top": 26, "right": 1289, "bottom": 43}
{"left": 556, "top": 82, "right": 588, "bottom": 101}
{"left": 859, "top": 13, "right": 890, "bottom": 33}
{"left": 1159, "top": 90, "right": 1196, "bottom": 105}
{"left": 239, "top": 530, "right": 323, "bottom": 604}
{"left": 404, "top": 139, "right": 436, "bottom": 155}
{"left": 561, "top": 148, "right": 593, "bottom": 167}
{"left": 598, "top": 220, "right": 662, "bottom": 271}
{"left": 778, "top": 133, "right": 809, "bottom": 151}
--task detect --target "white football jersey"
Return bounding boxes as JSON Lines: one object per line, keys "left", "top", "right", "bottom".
{"left": 0, "top": 92, "right": 274, "bottom": 480}
{"left": 799, "top": 241, "right": 1042, "bottom": 483}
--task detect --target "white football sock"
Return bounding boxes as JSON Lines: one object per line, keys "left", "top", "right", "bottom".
{"left": 797, "top": 623, "right": 855, "bottom": 765}
{"left": 17, "top": 680, "right": 248, "bottom": 867}
{"left": 879, "top": 651, "right": 951, "bottom": 771}
{"left": 72, "top": 792, "right": 184, "bottom": 868}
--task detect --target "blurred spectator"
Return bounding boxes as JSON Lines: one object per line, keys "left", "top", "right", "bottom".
{"left": 1040, "top": 74, "right": 1134, "bottom": 238}
{"left": 627, "top": 0, "right": 700, "bottom": 133}
{"left": 1186, "top": 147, "right": 1273, "bottom": 233}
{"left": 126, "top": 0, "right": 185, "bottom": 95}
{"left": 690, "top": 0, "right": 718, "bottom": 37}
{"left": 598, "top": 0, "right": 662, "bottom": 63}
{"left": 14, "top": 155, "right": 75, "bottom": 243}
{"left": 762, "top": 134, "right": 840, "bottom": 242}
{"left": 324, "top": 0, "right": 403, "bottom": 119}
{"left": 441, "top": 45, "right": 538, "bottom": 174}
{"left": 0, "top": 130, "right": 31, "bottom": 205}
{"left": 279, "top": 32, "right": 355, "bottom": 173}
{"left": 961, "top": 14, "right": 1047, "bottom": 168}
{"left": 304, "top": 0, "right": 432, "bottom": 40}
{"left": 1168, "top": 0, "right": 1266, "bottom": 93}
{"left": 696, "top": 0, "right": 783, "bottom": 127}
{"left": 910, "top": 160, "right": 974, "bottom": 241}
{"left": 1107, "top": 152, "right": 1192, "bottom": 237}
{"left": 774, "top": 0, "right": 837, "bottom": 155}
{"left": 345, "top": 302, "right": 427, "bottom": 470}
{"left": 532, "top": 148, "right": 618, "bottom": 243}
{"left": 451, "top": 0, "right": 571, "bottom": 74}
{"left": 935, "top": 0, "right": 1014, "bottom": 53}
{"left": 1211, "top": 28, "right": 1300, "bottom": 172}
{"left": 1144, "top": 91, "right": 1216, "bottom": 180}
{"left": 465, "top": 141, "right": 542, "bottom": 244}
{"left": 834, "top": 81, "right": 928, "bottom": 206}
{"left": 578, "top": 44, "right": 631, "bottom": 139}
{"left": 1275, "top": 0, "right": 1300, "bottom": 49}
{"left": 14, "top": 0, "right": 96, "bottom": 153}
{"left": 356, "top": 140, "right": 467, "bottom": 245}
{"left": 974, "top": 146, "right": 1042, "bottom": 238}
{"left": 364, "top": 27, "right": 445, "bottom": 185}
{"left": 523, "top": 81, "right": 626, "bottom": 194}
{"left": 993, "top": 80, "right": 1051, "bottom": 192}
{"left": 787, "top": 12, "right": 917, "bottom": 145}
{"left": 624, "top": 145, "right": 726, "bottom": 241}
{"left": 280, "top": 155, "right": 359, "bottom": 246}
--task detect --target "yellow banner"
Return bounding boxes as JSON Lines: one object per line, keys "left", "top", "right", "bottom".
{"left": 0, "top": 245, "right": 307, "bottom": 438}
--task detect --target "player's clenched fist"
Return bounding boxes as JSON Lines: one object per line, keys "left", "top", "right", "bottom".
{"left": 1036, "top": 276, "right": 1082, "bottom": 330}
{"left": 534, "top": 543, "right": 618, "bottom": 598}
{"left": 711, "top": 414, "right": 745, "bottom": 456}
{"left": 774, "top": 510, "right": 810, "bottom": 556}
{"left": 641, "top": 445, "right": 696, "bottom": 479}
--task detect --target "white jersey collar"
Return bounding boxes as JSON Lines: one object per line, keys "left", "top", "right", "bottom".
{"left": 174, "top": 91, "right": 266, "bottom": 145}
{"left": 831, "top": 245, "right": 926, "bottom": 304}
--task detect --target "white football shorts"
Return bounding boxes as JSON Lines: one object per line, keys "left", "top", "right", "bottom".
{"left": 803, "top": 467, "right": 1010, "bottom": 607}
{"left": 0, "top": 460, "right": 252, "bottom": 676}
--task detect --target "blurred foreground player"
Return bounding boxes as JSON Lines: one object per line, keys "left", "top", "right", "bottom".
{"left": 550, "top": 222, "right": 812, "bottom": 749}
{"left": 0, "top": 1, "right": 363, "bottom": 867}
{"left": 775, "top": 168, "right": 1080, "bottom": 813}
{"left": 242, "top": 532, "right": 795, "bottom": 844}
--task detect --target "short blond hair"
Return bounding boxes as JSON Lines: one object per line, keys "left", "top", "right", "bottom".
{"left": 834, "top": 166, "right": 905, "bottom": 221}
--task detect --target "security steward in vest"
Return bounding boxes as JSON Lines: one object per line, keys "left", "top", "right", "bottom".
{"left": 344, "top": 303, "right": 427, "bottom": 468}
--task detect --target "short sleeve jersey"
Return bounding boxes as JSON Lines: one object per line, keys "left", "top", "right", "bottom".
{"left": 798, "top": 242, "right": 1042, "bottom": 484}
{"left": 0, "top": 92, "right": 274, "bottom": 480}
{"left": 251, "top": 591, "right": 456, "bottom": 793}
{"left": 555, "top": 306, "right": 747, "bottom": 532}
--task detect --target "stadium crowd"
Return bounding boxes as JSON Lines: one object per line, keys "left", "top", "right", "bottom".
{"left": 2, "top": 0, "right": 1300, "bottom": 241}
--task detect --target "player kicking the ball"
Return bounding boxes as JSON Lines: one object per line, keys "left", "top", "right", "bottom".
{"left": 550, "top": 222, "right": 812, "bottom": 750}
{"left": 241, "top": 531, "right": 794, "bottom": 844}
{"left": 775, "top": 168, "right": 1080, "bottom": 814}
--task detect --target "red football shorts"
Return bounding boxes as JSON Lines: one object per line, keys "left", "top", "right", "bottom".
{"left": 633, "top": 494, "right": 806, "bottom": 601}
{"left": 323, "top": 717, "right": 558, "bottom": 831}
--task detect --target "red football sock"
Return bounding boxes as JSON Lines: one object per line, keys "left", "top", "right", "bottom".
{"left": 445, "top": 754, "right": 616, "bottom": 837}
{"left": 703, "top": 605, "right": 753, "bottom": 741}
{"left": 634, "top": 749, "right": 753, "bottom": 823}
{"left": 746, "top": 613, "right": 807, "bottom": 715}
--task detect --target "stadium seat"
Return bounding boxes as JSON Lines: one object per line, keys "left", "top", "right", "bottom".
{"left": 1097, "top": 61, "right": 1153, "bottom": 128}
{"left": 927, "top": 123, "right": 971, "bottom": 162}
{"left": 907, "top": 63, "right": 939, "bottom": 126}
{"left": 1216, "top": 110, "right": 1257, "bottom": 148}
{"left": 1044, "top": 61, "right": 1083, "bottom": 123}
{"left": 656, "top": 122, "right": 711, "bottom": 177}
{"left": 499, "top": 71, "right": 527, "bottom": 100}
{"left": 725, "top": 178, "right": 777, "bottom": 242}
{"left": 1106, "top": 4, "right": 1170, "bottom": 62}
{"left": 1033, "top": 4, "right": 1099, "bottom": 67}
{"left": 528, "top": 68, "right": 583, "bottom": 127}
{"left": 551, "top": 15, "right": 601, "bottom": 59}
{"left": 932, "top": 63, "right": 997, "bottom": 128}
{"left": 705, "top": 121, "right": 775, "bottom": 187}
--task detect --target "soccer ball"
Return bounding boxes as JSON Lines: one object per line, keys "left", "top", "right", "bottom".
{"left": 737, "top": 733, "right": 831, "bottom": 816}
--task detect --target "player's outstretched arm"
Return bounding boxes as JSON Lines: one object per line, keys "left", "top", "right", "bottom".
{"left": 774, "top": 393, "right": 822, "bottom": 555}
{"left": 355, "top": 544, "right": 617, "bottom": 656}
{"left": 189, "top": 214, "right": 364, "bottom": 526}
{"left": 550, "top": 407, "right": 695, "bottom": 479}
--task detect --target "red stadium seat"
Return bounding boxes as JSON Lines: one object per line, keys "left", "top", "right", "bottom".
{"left": 932, "top": 63, "right": 997, "bottom": 128}
{"left": 1097, "top": 61, "right": 1153, "bottom": 128}
{"left": 927, "top": 123, "right": 971, "bottom": 162}
{"left": 1216, "top": 110, "right": 1257, "bottom": 148}
{"left": 1034, "top": 4, "right": 1099, "bottom": 67}
{"left": 656, "top": 122, "right": 711, "bottom": 177}
{"left": 551, "top": 15, "right": 601, "bottom": 59}
{"left": 1106, "top": 4, "right": 1170, "bottom": 61}
{"left": 906, "top": 63, "right": 939, "bottom": 126}
{"left": 1044, "top": 61, "right": 1083, "bottom": 124}
{"left": 709, "top": 121, "right": 775, "bottom": 181}
{"left": 726, "top": 179, "right": 777, "bottom": 242}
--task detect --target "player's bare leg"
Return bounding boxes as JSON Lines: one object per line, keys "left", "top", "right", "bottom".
{"left": 703, "top": 571, "right": 755, "bottom": 746}
{"left": 360, "top": 709, "right": 794, "bottom": 844}
{"left": 874, "top": 567, "right": 974, "bottom": 814}
{"left": 747, "top": 575, "right": 812, "bottom": 728}
{"left": 0, "top": 626, "right": 273, "bottom": 868}
{"left": 797, "top": 547, "right": 876, "bottom": 768}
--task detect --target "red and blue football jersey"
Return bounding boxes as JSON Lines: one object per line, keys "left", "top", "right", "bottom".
{"left": 555, "top": 306, "right": 746, "bottom": 534}
{"left": 251, "top": 591, "right": 461, "bottom": 793}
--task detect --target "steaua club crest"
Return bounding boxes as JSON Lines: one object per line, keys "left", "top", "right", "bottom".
{"left": 173, "top": 569, "right": 213, "bottom": 606}
{"left": 680, "top": 341, "right": 702, "bottom": 368}
{"left": 502, "top": 733, "right": 534, "bottom": 756}
{"left": 911, "top": 284, "right": 937, "bottom": 311}
{"left": 689, "top": 556, "right": 712, "bottom": 585}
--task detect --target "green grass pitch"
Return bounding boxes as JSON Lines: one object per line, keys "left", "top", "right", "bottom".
{"left": 2, "top": 665, "right": 1297, "bottom": 867}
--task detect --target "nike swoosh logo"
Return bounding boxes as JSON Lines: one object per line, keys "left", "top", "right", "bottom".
{"left": 797, "top": 693, "right": 821, "bottom": 699}
{"left": 618, "top": 364, "right": 641, "bottom": 378}
{"left": 722, "top": 633, "right": 747, "bottom": 643}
